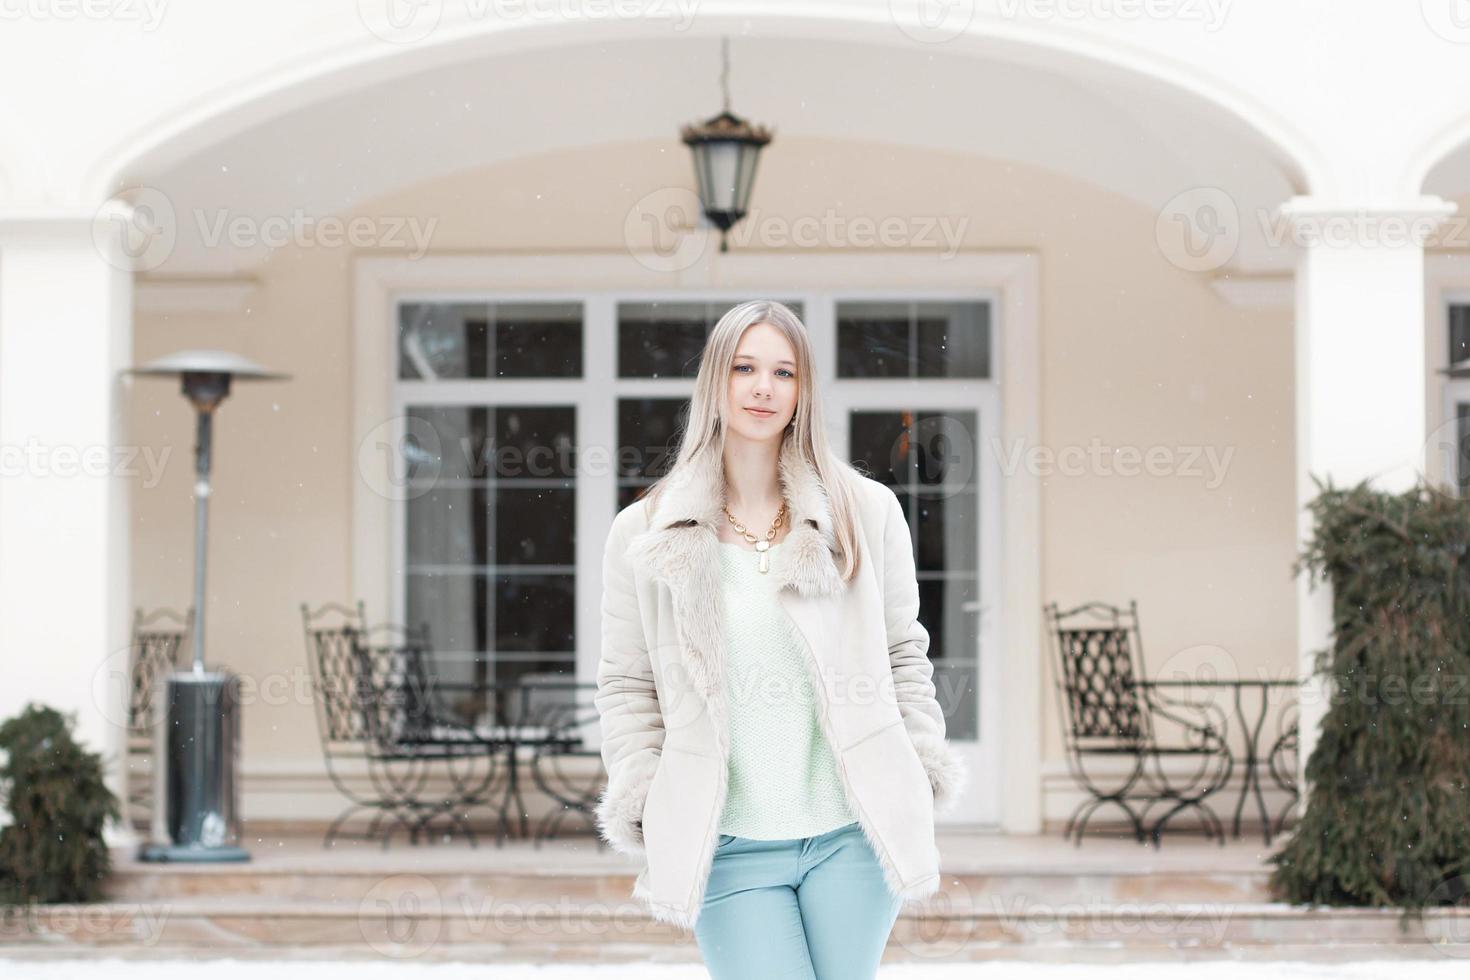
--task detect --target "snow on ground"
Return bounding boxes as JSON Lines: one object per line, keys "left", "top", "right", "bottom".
{"left": 3, "top": 960, "right": 1469, "bottom": 979}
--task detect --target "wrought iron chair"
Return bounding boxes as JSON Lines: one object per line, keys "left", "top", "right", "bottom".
{"left": 302, "top": 600, "right": 431, "bottom": 848}
{"left": 1265, "top": 700, "right": 1300, "bottom": 839}
{"left": 125, "top": 606, "right": 193, "bottom": 828}
{"left": 520, "top": 680, "right": 606, "bottom": 848}
{"left": 1044, "top": 600, "right": 1233, "bottom": 846}
{"left": 349, "top": 621, "right": 501, "bottom": 846}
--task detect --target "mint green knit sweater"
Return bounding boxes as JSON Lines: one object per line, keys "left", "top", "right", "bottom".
{"left": 715, "top": 541, "right": 857, "bottom": 839}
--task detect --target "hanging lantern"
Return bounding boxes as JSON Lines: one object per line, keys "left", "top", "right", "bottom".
{"left": 680, "top": 38, "right": 773, "bottom": 252}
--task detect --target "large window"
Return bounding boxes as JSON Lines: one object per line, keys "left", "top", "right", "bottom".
{"left": 838, "top": 300, "right": 987, "bottom": 739}
{"left": 397, "top": 302, "right": 583, "bottom": 723}
{"left": 392, "top": 294, "right": 989, "bottom": 742}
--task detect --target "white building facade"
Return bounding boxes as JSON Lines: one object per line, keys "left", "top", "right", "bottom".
{"left": 2, "top": 0, "right": 1469, "bottom": 838}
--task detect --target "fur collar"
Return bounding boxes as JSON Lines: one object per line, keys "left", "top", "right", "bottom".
{"left": 624, "top": 435, "right": 847, "bottom": 756}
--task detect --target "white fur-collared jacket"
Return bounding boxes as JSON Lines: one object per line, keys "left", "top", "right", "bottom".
{"left": 593, "top": 435, "right": 967, "bottom": 931}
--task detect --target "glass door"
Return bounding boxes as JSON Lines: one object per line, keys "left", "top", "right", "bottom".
{"left": 828, "top": 298, "right": 998, "bottom": 825}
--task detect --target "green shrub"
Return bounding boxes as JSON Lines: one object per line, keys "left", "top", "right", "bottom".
{"left": 0, "top": 703, "right": 120, "bottom": 906}
{"left": 1269, "top": 476, "right": 1470, "bottom": 916}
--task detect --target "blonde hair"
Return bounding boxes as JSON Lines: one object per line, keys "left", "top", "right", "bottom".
{"left": 640, "top": 299, "right": 866, "bottom": 585}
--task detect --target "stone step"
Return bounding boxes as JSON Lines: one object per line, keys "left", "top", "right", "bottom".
{"left": 102, "top": 867, "right": 1274, "bottom": 906}
{"left": 2, "top": 895, "right": 1467, "bottom": 959}
{"left": 54, "top": 831, "right": 1463, "bottom": 960}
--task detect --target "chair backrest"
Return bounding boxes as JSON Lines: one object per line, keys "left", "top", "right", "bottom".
{"left": 128, "top": 606, "right": 194, "bottom": 738}
{"left": 301, "top": 601, "right": 370, "bottom": 748}
{"left": 1043, "top": 599, "right": 1151, "bottom": 748}
{"left": 350, "top": 622, "right": 438, "bottom": 748}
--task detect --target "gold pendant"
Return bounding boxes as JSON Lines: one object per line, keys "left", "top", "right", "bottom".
{"left": 755, "top": 539, "right": 770, "bottom": 574}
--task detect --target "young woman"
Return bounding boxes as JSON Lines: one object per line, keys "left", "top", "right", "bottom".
{"left": 594, "top": 300, "right": 966, "bottom": 978}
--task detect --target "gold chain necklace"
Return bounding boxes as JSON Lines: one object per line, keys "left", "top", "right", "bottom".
{"left": 723, "top": 500, "right": 787, "bottom": 574}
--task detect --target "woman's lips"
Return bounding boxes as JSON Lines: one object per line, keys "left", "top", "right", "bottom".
{"left": 745, "top": 407, "right": 776, "bottom": 418}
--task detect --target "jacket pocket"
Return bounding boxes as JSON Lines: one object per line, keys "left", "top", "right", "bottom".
{"left": 640, "top": 745, "right": 719, "bottom": 900}
{"left": 839, "top": 719, "right": 938, "bottom": 892}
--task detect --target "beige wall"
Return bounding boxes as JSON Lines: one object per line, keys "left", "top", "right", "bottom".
{"left": 129, "top": 137, "right": 1296, "bottom": 821}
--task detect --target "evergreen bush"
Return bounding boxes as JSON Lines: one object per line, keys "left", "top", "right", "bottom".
{"left": 0, "top": 703, "right": 119, "bottom": 907}
{"left": 1269, "top": 476, "right": 1470, "bottom": 918}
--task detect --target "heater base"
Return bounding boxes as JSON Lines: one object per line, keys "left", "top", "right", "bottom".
{"left": 136, "top": 842, "right": 251, "bottom": 863}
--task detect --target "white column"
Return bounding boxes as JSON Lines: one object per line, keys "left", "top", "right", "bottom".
{"left": 0, "top": 209, "right": 134, "bottom": 844}
{"left": 1284, "top": 197, "right": 1455, "bottom": 814}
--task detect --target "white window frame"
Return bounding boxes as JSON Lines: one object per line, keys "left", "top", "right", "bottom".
{"left": 353, "top": 252, "right": 1041, "bottom": 831}
{"left": 1429, "top": 271, "right": 1470, "bottom": 495}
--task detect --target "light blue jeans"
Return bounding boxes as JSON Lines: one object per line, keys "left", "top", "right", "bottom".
{"left": 694, "top": 819, "right": 903, "bottom": 979}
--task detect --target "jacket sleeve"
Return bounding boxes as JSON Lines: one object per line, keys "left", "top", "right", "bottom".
{"left": 881, "top": 486, "right": 968, "bottom": 817}
{"left": 592, "top": 511, "right": 665, "bottom": 856}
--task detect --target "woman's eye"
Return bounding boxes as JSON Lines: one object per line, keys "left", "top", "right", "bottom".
{"left": 734, "top": 365, "right": 794, "bottom": 377}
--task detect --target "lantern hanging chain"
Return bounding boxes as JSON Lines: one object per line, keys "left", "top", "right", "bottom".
{"left": 720, "top": 36, "right": 731, "bottom": 114}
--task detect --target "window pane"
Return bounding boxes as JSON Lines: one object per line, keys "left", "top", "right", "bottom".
{"left": 399, "top": 302, "right": 585, "bottom": 379}
{"left": 618, "top": 300, "right": 805, "bottom": 378}
{"left": 494, "top": 485, "right": 575, "bottom": 565}
{"left": 619, "top": 397, "right": 685, "bottom": 470}
{"left": 909, "top": 489, "right": 979, "bottom": 574}
{"left": 1451, "top": 305, "right": 1470, "bottom": 366}
{"left": 495, "top": 406, "right": 576, "bottom": 480}
{"left": 913, "top": 411, "right": 979, "bottom": 488}
{"left": 837, "top": 300, "right": 990, "bottom": 379}
{"left": 399, "top": 303, "right": 488, "bottom": 379}
{"left": 495, "top": 574, "right": 575, "bottom": 653}
{"left": 837, "top": 304, "right": 908, "bottom": 378}
{"left": 406, "top": 570, "right": 483, "bottom": 657}
{"left": 405, "top": 405, "right": 486, "bottom": 481}
{"left": 919, "top": 576, "right": 980, "bottom": 738}
{"left": 494, "top": 302, "right": 583, "bottom": 378}
{"left": 618, "top": 302, "right": 708, "bottom": 378}
{"left": 406, "top": 487, "right": 481, "bottom": 567}
{"left": 616, "top": 397, "right": 687, "bottom": 510}
{"left": 1458, "top": 402, "right": 1470, "bottom": 497}
{"left": 851, "top": 408, "right": 981, "bottom": 741}
{"left": 848, "top": 411, "right": 912, "bottom": 485}
{"left": 401, "top": 403, "right": 578, "bottom": 722}
{"left": 916, "top": 301, "right": 990, "bottom": 378}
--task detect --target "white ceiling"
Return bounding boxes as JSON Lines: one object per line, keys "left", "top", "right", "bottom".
{"left": 126, "top": 33, "right": 1304, "bottom": 275}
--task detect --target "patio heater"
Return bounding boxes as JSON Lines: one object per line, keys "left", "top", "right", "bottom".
{"left": 129, "top": 350, "right": 289, "bottom": 863}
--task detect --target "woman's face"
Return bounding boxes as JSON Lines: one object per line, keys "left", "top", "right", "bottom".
{"left": 725, "top": 321, "right": 799, "bottom": 442}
